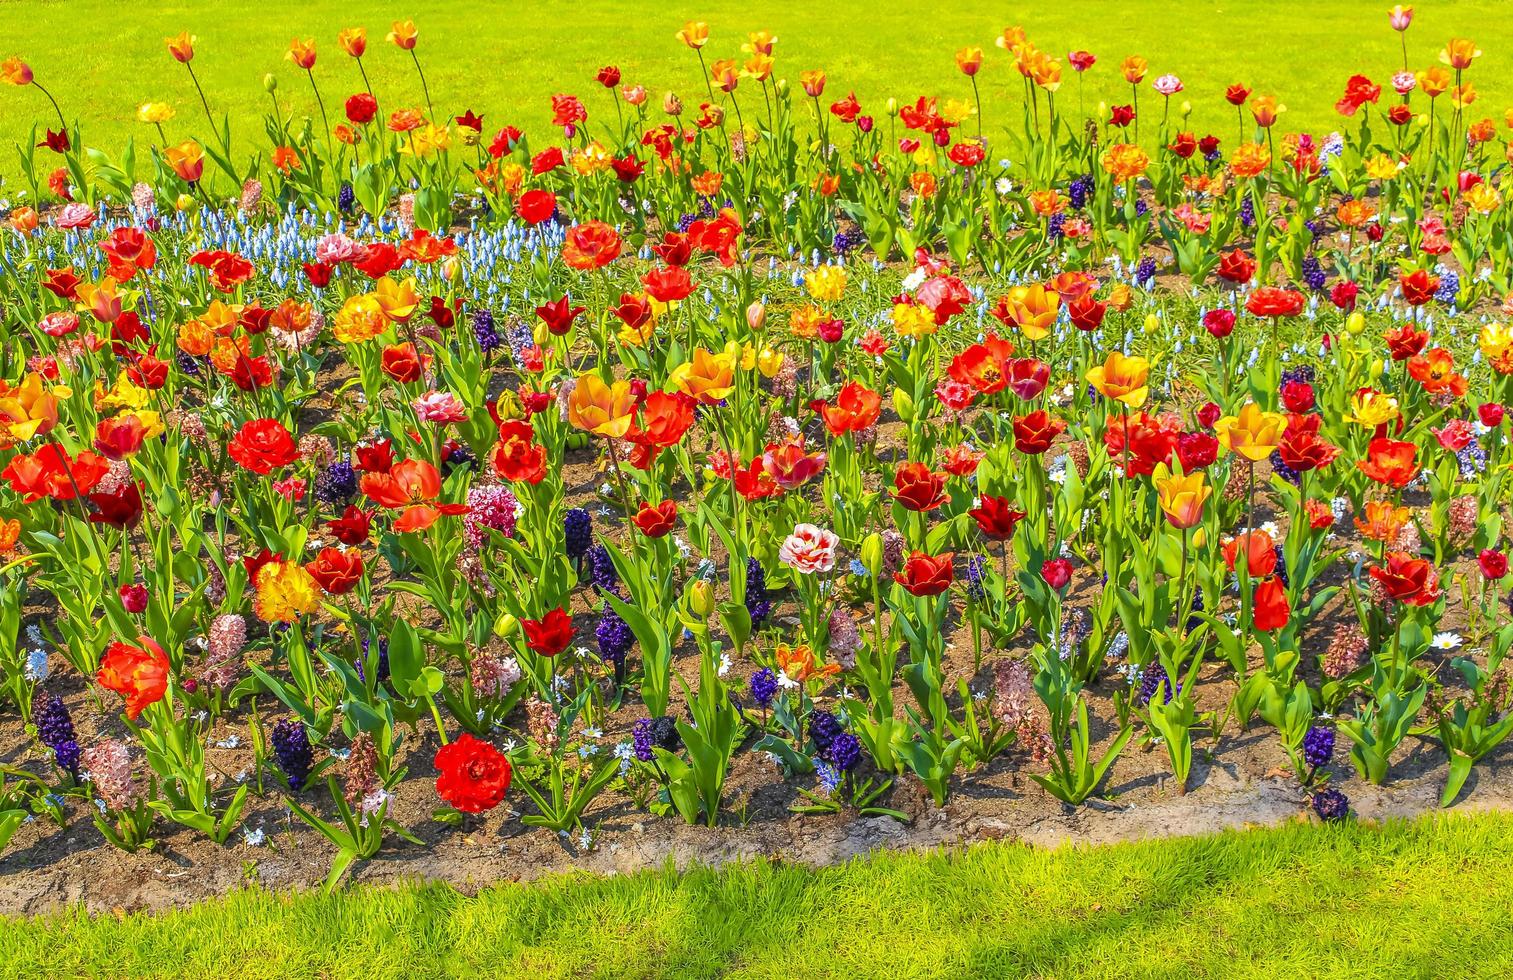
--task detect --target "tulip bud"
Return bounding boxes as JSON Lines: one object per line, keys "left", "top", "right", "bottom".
{"left": 119, "top": 583, "right": 150, "bottom": 614}
{"left": 494, "top": 613, "right": 519, "bottom": 638}
{"left": 532, "top": 322, "right": 549, "bottom": 346}
{"left": 263, "top": 73, "right": 278, "bottom": 93}
{"left": 1180, "top": 100, "right": 1192, "bottom": 117}
{"left": 886, "top": 98, "right": 898, "bottom": 115}
{"left": 175, "top": 193, "right": 195, "bottom": 212}
{"left": 892, "top": 387, "right": 915, "bottom": 422}
{"left": 688, "top": 579, "right": 715, "bottom": 620}
{"left": 1143, "top": 313, "right": 1160, "bottom": 334}
{"left": 746, "top": 301, "right": 766, "bottom": 332}
{"left": 1346, "top": 311, "right": 1365, "bottom": 335}
{"left": 860, "top": 533, "right": 884, "bottom": 577}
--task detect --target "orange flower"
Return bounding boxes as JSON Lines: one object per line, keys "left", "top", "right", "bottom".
{"left": 670, "top": 346, "right": 737, "bottom": 404}
{"left": 337, "top": 27, "right": 368, "bottom": 58}
{"left": 387, "top": 19, "right": 419, "bottom": 50}
{"left": 775, "top": 643, "right": 840, "bottom": 685}
{"left": 1440, "top": 38, "right": 1481, "bottom": 70}
{"left": 996, "top": 283, "right": 1060, "bottom": 342}
{"left": 0, "top": 57, "right": 32, "bottom": 86}
{"left": 0, "top": 372, "right": 62, "bottom": 442}
{"left": 1417, "top": 67, "right": 1451, "bottom": 98}
{"left": 374, "top": 276, "right": 421, "bottom": 322}
{"left": 1085, "top": 351, "right": 1150, "bottom": 408}
{"left": 165, "top": 140, "right": 204, "bottom": 183}
{"left": 956, "top": 46, "right": 984, "bottom": 76}
{"left": 1100, "top": 143, "right": 1149, "bottom": 182}
{"left": 1215, "top": 402, "right": 1288, "bottom": 462}
{"left": 568, "top": 373, "right": 637, "bottom": 438}
{"left": 97, "top": 636, "right": 170, "bottom": 720}
{"left": 1355, "top": 501, "right": 1411, "bottom": 543}
{"left": 1406, "top": 347, "right": 1468, "bottom": 397}
{"left": 1230, "top": 142, "right": 1271, "bottom": 179}
{"left": 675, "top": 21, "right": 710, "bottom": 50}
{"left": 287, "top": 38, "right": 317, "bottom": 70}
{"left": 1121, "top": 55, "right": 1148, "bottom": 84}
{"left": 821, "top": 381, "right": 882, "bottom": 435}
{"left": 0, "top": 518, "right": 20, "bottom": 557}
{"left": 1153, "top": 463, "right": 1211, "bottom": 530}
{"left": 165, "top": 32, "right": 195, "bottom": 63}
{"left": 1357, "top": 437, "right": 1419, "bottom": 488}
{"left": 561, "top": 221, "right": 623, "bottom": 270}
{"left": 800, "top": 70, "right": 827, "bottom": 99}
{"left": 1250, "top": 94, "right": 1284, "bottom": 128}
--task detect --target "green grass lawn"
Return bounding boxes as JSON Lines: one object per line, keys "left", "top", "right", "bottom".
{"left": 5, "top": 813, "right": 1513, "bottom": 978}
{"left": 3, "top": 0, "right": 1513, "bottom": 187}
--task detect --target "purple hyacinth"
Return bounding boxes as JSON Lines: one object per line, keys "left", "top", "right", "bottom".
{"left": 1301, "top": 256, "right": 1327, "bottom": 292}
{"left": 632, "top": 716, "right": 681, "bottom": 762}
{"left": 1137, "top": 663, "right": 1174, "bottom": 706}
{"left": 809, "top": 711, "right": 842, "bottom": 755}
{"left": 596, "top": 605, "right": 634, "bottom": 664}
{"left": 1311, "top": 788, "right": 1349, "bottom": 822}
{"left": 749, "top": 668, "right": 778, "bottom": 709}
{"left": 337, "top": 183, "right": 356, "bottom": 214}
{"left": 471, "top": 308, "right": 503, "bottom": 354}
{"left": 1067, "top": 174, "right": 1094, "bottom": 209}
{"left": 965, "top": 554, "right": 988, "bottom": 600}
{"left": 314, "top": 461, "right": 357, "bottom": 507}
{"left": 37, "top": 694, "right": 80, "bottom": 779}
{"left": 1134, "top": 256, "right": 1157, "bottom": 287}
{"left": 357, "top": 635, "right": 390, "bottom": 684}
{"left": 1047, "top": 213, "right": 1066, "bottom": 240}
{"left": 831, "top": 229, "right": 861, "bottom": 256}
{"left": 827, "top": 732, "right": 862, "bottom": 772}
{"left": 1435, "top": 269, "right": 1460, "bottom": 305}
{"left": 588, "top": 544, "right": 620, "bottom": 595}
{"left": 271, "top": 718, "right": 313, "bottom": 791}
{"left": 564, "top": 507, "right": 593, "bottom": 562}
{"left": 1302, "top": 726, "right": 1335, "bottom": 769}
{"left": 1239, "top": 195, "right": 1255, "bottom": 228}
{"left": 744, "top": 557, "right": 771, "bottom": 628}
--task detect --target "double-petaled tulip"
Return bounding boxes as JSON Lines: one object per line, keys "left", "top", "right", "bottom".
{"left": 1277, "top": 414, "right": 1340, "bottom": 472}
{"left": 821, "top": 381, "right": 881, "bottom": 435}
{"left": 1215, "top": 402, "right": 1287, "bottom": 462}
{"left": 98, "top": 636, "right": 170, "bottom": 720}
{"left": 1369, "top": 552, "right": 1442, "bottom": 605}
{"left": 1086, "top": 351, "right": 1150, "bottom": 408}
{"left": 305, "top": 547, "right": 365, "bottom": 595}
{"left": 0, "top": 57, "right": 32, "bottom": 86}
{"left": 1153, "top": 463, "right": 1211, "bottom": 529}
{"left": 1357, "top": 437, "right": 1420, "bottom": 488}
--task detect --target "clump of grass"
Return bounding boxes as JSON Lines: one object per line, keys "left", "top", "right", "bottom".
{"left": 6, "top": 812, "right": 1513, "bottom": 978}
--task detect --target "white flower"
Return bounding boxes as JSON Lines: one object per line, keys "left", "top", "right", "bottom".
{"left": 1431, "top": 632, "right": 1464, "bottom": 651}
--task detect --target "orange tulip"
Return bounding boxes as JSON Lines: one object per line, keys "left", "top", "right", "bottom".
{"left": 998, "top": 283, "right": 1061, "bottom": 341}
{"left": 387, "top": 19, "right": 419, "bottom": 50}
{"left": 1250, "top": 94, "right": 1284, "bottom": 128}
{"left": 1153, "top": 463, "right": 1211, "bottom": 529}
{"left": 1121, "top": 55, "right": 1148, "bottom": 84}
{"left": 165, "top": 32, "right": 195, "bottom": 63}
{"left": 956, "top": 47, "right": 984, "bottom": 76}
{"left": 675, "top": 21, "right": 710, "bottom": 50}
{"left": 287, "top": 38, "right": 318, "bottom": 71}
{"left": 0, "top": 372, "right": 62, "bottom": 442}
{"left": 1440, "top": 38, "right": 1481, "bottom": 70}
{"left": 670, "top": 346, "right": 737, "bottom": 404}
{"left": 800, "top": 70, "right": 827, "bottom": 98}
{"left": 1357, "top": 437, "right": 1419, "bottom": 488}
{"left": 0, "top": 57, "right": 32, "bottom": 86}
{"left": 337, "top": 27, "right": 368, "bottom": 58}
{"left": 165, "top": 140, "right": 204, "bottom": 183}
{"left": 1085, "top": 351, "right": 1150, "bottom": 408}
{"left": 97, "top": 636, "right": 170, "bottom": 720}
{"left": 1215, "top": 402, "right": 1288, "bottom": 462}
{"left": 568, "top": 373, "right": 637, "bottom": 438}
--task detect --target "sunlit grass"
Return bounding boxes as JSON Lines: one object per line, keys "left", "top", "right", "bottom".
{"left": 2, "top": 0, "right": 1512, "bottom": 188}
{"left": 6, "top": 812, "right": 1513, "bottom": 978}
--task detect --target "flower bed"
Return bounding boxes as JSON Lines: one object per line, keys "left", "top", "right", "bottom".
{"left": 2, "top": 12, "right": 1513, "bottom": 909}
